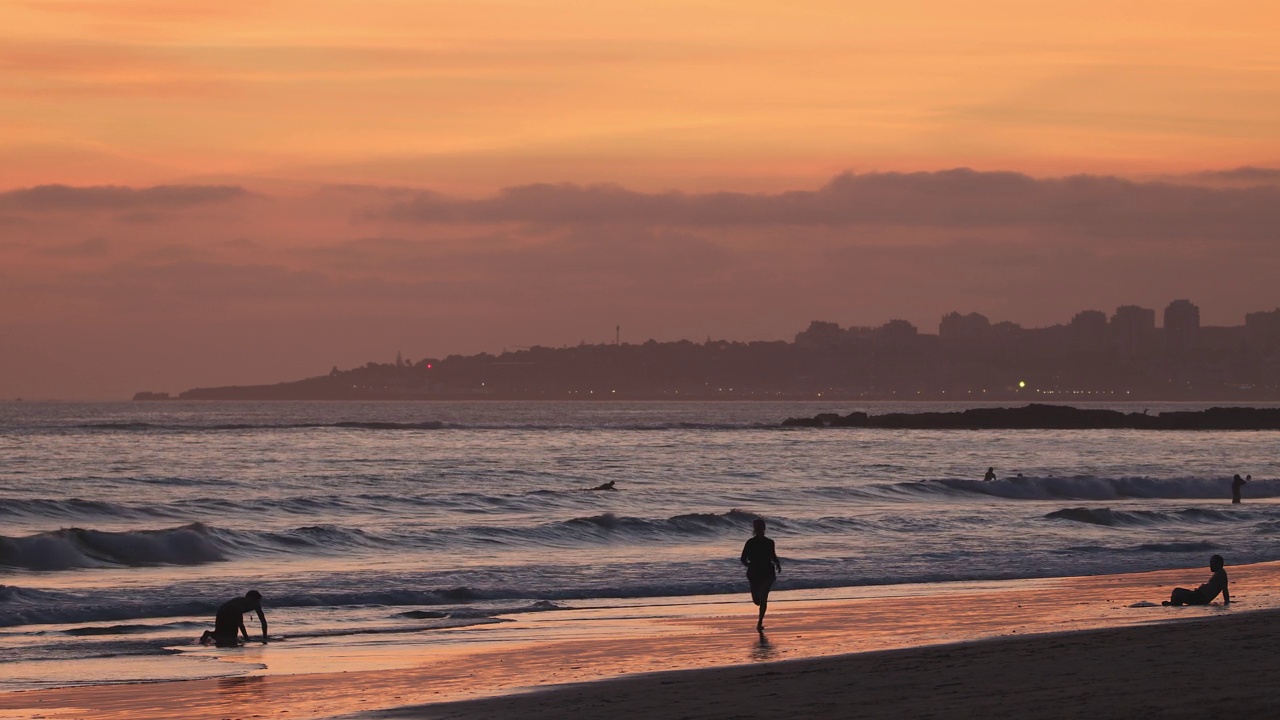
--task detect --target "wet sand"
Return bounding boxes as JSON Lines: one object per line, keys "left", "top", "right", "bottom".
{"left": 3, "top": 562, "right": 1278, "bottom": 720}
{"left": 369, "top": 610, "right": 1280, "bottom": 720}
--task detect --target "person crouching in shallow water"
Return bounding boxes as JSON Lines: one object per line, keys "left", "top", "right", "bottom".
{"left": 741, "top": 518, "right": 782, "bottom": 631}
{"left": 201, "top": 590, "right": 268, "bottom": 646}
{"left": 1164, "top": 555, "right": 1230, "bottom": 606}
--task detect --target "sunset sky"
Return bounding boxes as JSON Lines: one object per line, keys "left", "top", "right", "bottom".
{"left": 3, "top": 0, "right": 1279, "bottom": 398}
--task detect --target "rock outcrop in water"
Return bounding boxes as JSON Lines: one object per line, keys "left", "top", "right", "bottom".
{"left": 781, "top": 404, "right": 1280, "bottom": 430}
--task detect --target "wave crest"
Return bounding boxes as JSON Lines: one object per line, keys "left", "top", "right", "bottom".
{"left": 0, "top": 523, "right": 226, "bottom": 571}
{"left": 1045, "top": 507, "right": 1242, "bottom": 527}
{"left": 914, "top": 475, "right": 1276, "bottom": 501}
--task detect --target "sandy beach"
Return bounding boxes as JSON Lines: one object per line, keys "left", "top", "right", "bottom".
{"left": 373, "top": 611, "right": 1280, "bottom": 720}
{"left": 3, "top": 561, "right": 1277, "bottom": 720}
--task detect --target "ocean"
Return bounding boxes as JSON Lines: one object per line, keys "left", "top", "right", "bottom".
{"left": 2, "top": 400, "right": 1278, "bottom": 691}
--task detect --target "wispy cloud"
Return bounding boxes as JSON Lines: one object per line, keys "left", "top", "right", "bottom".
{"left": 37, "top": 236, "right": 109, "bottom": 257}
{"left": 0, "top": 184, "right": 250, "bottom": 212}
{"left": 380, "top": 169, "right": 1280, "bottom": 241}
{"left": 1181, "top": 166, "right": 1280, "bottom": 186}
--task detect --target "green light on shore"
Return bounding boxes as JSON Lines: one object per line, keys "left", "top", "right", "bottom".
{"left": 1018, "top": 381, "right": 1026, "bottom": 388}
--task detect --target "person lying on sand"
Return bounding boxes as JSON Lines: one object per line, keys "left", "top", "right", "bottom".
{"left": 200, "top": 590, "right": 268, "bottom": 646}
{"left": 1164, "top": 555, "right": 1230, "bottom": 606}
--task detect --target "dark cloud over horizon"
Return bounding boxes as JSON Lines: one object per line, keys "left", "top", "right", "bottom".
{"left": 0, "top": 184, "right": 251, "bottom": 212}
{"left": 1183, "top": 166, "right": 1280, "bottom": 185}
{"left": 380, "top": 168, "right": 1280, "bottom": 242}
{"left": 3, "top": 167, "right": 1280, "bottom": 399}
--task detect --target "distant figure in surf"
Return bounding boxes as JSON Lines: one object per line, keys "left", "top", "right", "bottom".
{"left": 586, "top": 481, "right": 617, "bottom": 491}
{"left": 983, "top": 467, "right": 996, "bottom": 482}
{"left": 1163, "top": 555, "right": 1230, "bottom": 606}
{"left": 1232, "top": 474, "right": 1246, "bottom": 504}
{"left": 200, "top": 590, "right": 268, "bottom": 647}
{"left": 741, "top": 517, "right": 782, "bottom": 631}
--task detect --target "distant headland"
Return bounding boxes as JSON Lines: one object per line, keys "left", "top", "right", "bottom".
{"left": 137, "top": 298, "right": 1280, "bottom": 401}
{"left": 781, "top": 404, "right": 1280, "bottom": 430}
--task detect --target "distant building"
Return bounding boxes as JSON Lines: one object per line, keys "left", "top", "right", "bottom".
{"left": 1245, "top": 308, "right": 1280, "bottom": 351}
{"left": 939, "top": 312, "right": 991, "bottom": 340}
{"left": 876, "top": 319, "right": 919, "bottom": 343}
{"left": 1164, "top": 299, "right": 1200, "bottom": 354}
{"left": 1110, "top": 305, "right": 1156, "bottom": 357}
{"left": 1069, "top": 310, "right": 1109, "bottom": 352}
{"left": 1071, "top": 310, "right": 1108, "bottom": 332}
{"left": 794, "top": 320, "right": 846, "bottom": 349}
{"left": 991, "top": 321, "right": 1023, "bottom": 336}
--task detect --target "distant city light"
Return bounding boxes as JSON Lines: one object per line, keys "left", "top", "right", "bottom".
{"left": 1018, "top": 381, "right": 1026, "bottom": 388}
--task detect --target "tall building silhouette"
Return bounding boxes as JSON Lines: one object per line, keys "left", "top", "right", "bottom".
{"left": 1110, "top": 305, "right": 1156, "bottom": 357}
{"left": 1245, "top": 308, "right": 1280, "bottom": 351}
{"left": 1069, "top": 310, "right": 1108, "bottom": 352}
{"left": 1163, "top": 299, "right": 1200, "bottom": 355}
{"left": 939, "top": 312, "right": 991, "bottom": 340}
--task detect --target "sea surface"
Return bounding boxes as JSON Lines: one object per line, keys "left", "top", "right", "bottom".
{"left": 2, "top": 400, "right": 1278, "bottom": 690}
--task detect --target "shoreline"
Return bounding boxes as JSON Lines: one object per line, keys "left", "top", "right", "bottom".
{"left": 363, "top": 609, "right": 1280, "bottom": 720}
{"left": 3, "top": 561, "right": 1278, "bottom": 720}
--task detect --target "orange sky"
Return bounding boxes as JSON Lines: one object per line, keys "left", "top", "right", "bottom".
{"left": 4, "top": 0, "right": 1279, "bottom": 190}
{"left": 2, "top": 1, "right": 1280, "bottom": 398}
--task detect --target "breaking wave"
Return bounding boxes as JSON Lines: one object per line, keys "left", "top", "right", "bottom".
{"left": 10, "top": 420, "right": 762, "bottom": 435}
{"left": 908, "top": 475, "right": 1278, "bottom": 501}
{"left": 67, "top": 421, "right": 448, "bottom": 432}
{"left": 0, "top": 524, "right": 227, "bottom": 571}
{"left": 1045, "top": 507, "right": 1242, "bottom": 527}
{"left": 0, "top": 511, "right": 773, "bottom": 572}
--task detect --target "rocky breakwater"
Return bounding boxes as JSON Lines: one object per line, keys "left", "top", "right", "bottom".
{"left": 782, "top": 404, "right": 1280, "bottom": 430}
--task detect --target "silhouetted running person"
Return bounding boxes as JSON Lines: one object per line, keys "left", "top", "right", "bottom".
{"left": 983, "top": 467, "right": 996, "bottom": 482}
{"left": 1232, "top": 474, "right": 1247, "bottom": 504}
{"left": 741, "top": 518, "right": 781, "bottom": 631}
{"left": 1164, "top": 555, "right": 1230, "bottom": 606}
{"left": 200, "top": 590, "right": 268, "bottom": 646}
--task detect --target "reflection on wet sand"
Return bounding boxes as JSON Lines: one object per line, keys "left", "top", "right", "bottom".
{"left": 3, "top": 562, "right": 1279, "bottom": 720}
{"left": 217, "top": 674, "right": 266, "bottom": 701}
{"left": 751, "top": 632, "right": 777, "bottom": 662}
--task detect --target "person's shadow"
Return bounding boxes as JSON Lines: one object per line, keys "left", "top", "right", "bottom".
{"left": 750, "top": 631, "right": 778, "bottom": 662}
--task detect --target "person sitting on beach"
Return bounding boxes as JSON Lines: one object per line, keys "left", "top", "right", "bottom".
{"left": 1232, "top": 474, "right": 1247, "bottom": 504}
{"left": 200, "top": 590, "right": 268, "bottom": 646}
{"left": 741, "top": 518, "right": 782, "bottom": 631}
{"left": 1163, "top": 555, "right": 1230, "bottom": 606}
{"left": 983, "top": 467, "right": 996, "bottom": 482}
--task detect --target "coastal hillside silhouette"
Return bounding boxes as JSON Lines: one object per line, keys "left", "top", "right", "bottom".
{"left": 154, "top": 301, "right": 1280, "bottom": 401}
